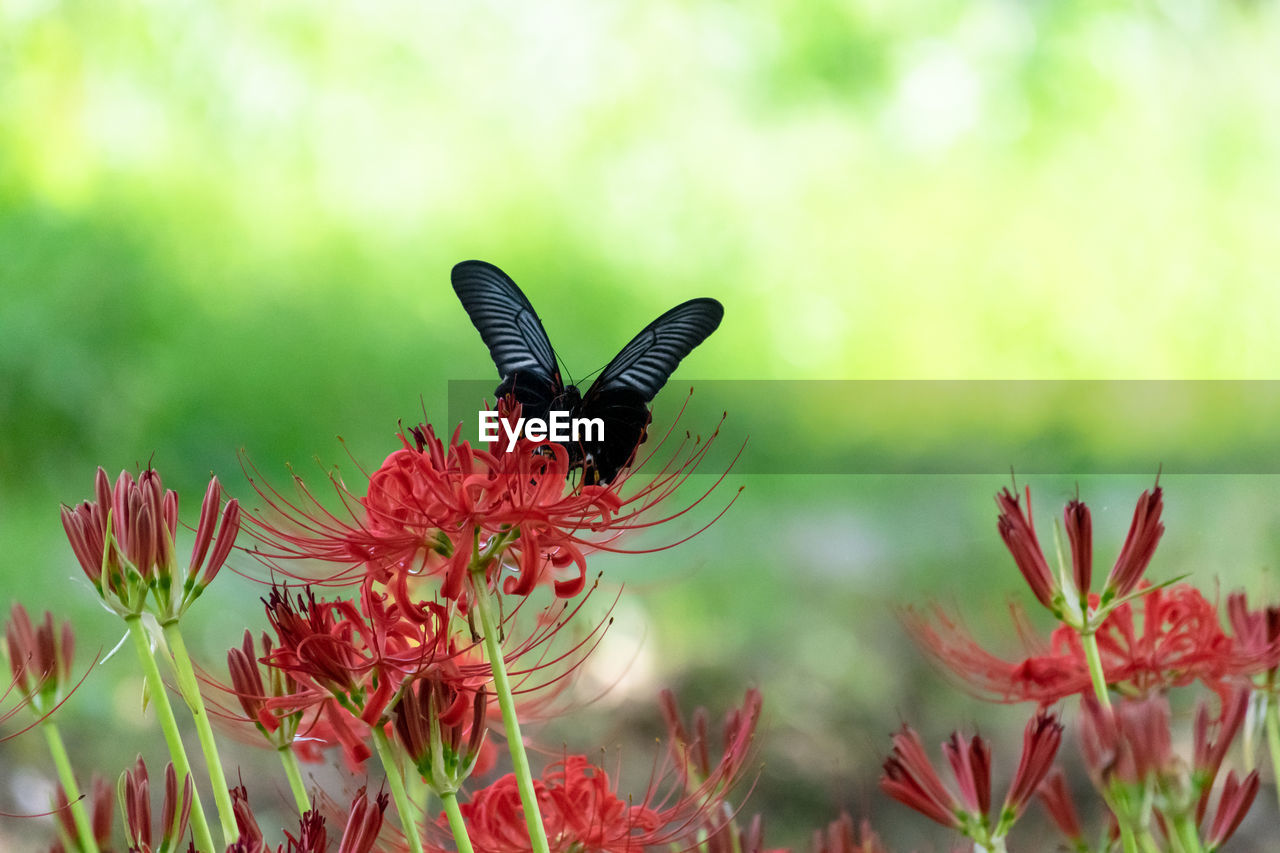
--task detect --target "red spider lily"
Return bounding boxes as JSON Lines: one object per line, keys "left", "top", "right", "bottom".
{"left": 246, "top": 413, "right": 735, "bottom": 611}
{"left": 60, "top": 467, "right": 240, "bottom": 619}
{"left": 810, "top": 813, "right": 889, "bottom": 853}
{"left": 259, "top": 584, "right": 456, "bottom": 726}
{"left": 50, "top": 775, "right": 113, "bottom": 853}
{"left": 449, "top": 690, "right": 760, "bottom": 853}
{"left": 909, "top": 583, "right": 1280, "bottom": 705}
{"left": 880, "top": 725, "right": 966, "bottom": 830}
{"left": 995, "top": 485, "right": 1164, "bottom": 620}
{"left": 999, "top": 709, "right": 1063, "bottom": 828}
{"left": 1079, "top": 692, "right": 1261, "bottom": 847}
{"left": 391, "top": 672, "right": 489, "bottom": 794}
{"left": 880, "top": 710, "right": 1062, "bottom": 844}
{"left": 198, "top": 628, "right": 374, "bottom": 769}
{"left": 1035, "top": 769, "right": 1085, "bottom": 847}
{"left": 659, "top": 686, "right": 761, "bottom": 794}
{"left": 227, "top": 786, "right": 388, "bottom": 853}
{"left": 1192, "top": 687, "right": 1249, "bottom": 822}
{"left": 1203, "top": 769, "right": 1259, "bottom": 851}
{"left": 706, "top": 813, "right": 770, "bottom": 853}
{"left": 455, "top": 755, "right": 661, "bottom": 853}
{"left": 656, "top": 688, "right": 763, "bottom": 853}
{"left": 1079, "top": 694, "right": 1175, "bottom": 789}
{"left": 1063, "top": 497, "right": 1092, "bottom": 600}
{"left": 223, "top": 630, "right": 306, "bottom": 751}
{"left": 1104, "top": 486, "right": 1164, "bottom": 602}
{"left": 4, "top": 604, "right": 75, "bottom": 716}
{"left": 291, "top": 699, "right": 377, "bottom": 769}
{"left": 1225, "top": 590, "right": 1280, "bottom": 687}
{"left": 118, "top": 757, "right": 193, "bottom": 853}
{"left": 995, "top": 487, "right": 1059, "bottom": 611}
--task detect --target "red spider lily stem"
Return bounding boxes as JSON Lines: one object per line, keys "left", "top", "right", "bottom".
{"left": 370, "top": 725, "right": 426, "bottom": 853}
{"left": 1266, "top": 699, "right": 1280, "bottom": 816}
{"left": 439, "top": 790, "right": 476, "bottom": 853}
{"left": 278, "top": 742, "right": 312, "bottom": 815}
{"left": 161, "top": 621, "right": 238, "bottom": 845}
{"left": 471, "top": 570, "right": 552, "bottom": 853}
{"left": 123, "top": 615, "right": 217, "bottom": 853}
{"left": 41, "top": 719, "right": 100, "bottom": 853}
{"left": 1080, "top": 629, "right": 1113, "bottom": 710}
{"left": 4, "top": 606, "right": 99, "bottom": 852}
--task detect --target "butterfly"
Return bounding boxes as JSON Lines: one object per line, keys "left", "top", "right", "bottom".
{"left": 452, "top": 260, "right": 723, "bottom": 485}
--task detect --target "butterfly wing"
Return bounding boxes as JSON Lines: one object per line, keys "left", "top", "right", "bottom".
{"left": 589, "top": 298, "right": 724, "bottom": 399}
{"left": 451, "top": 260, "right": 564, "bottom": 418}
{"left": 576, "top": 298, "right": 724, "bottom": 483}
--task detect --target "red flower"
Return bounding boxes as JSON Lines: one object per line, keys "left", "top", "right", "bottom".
{"left": 1225, "top": 590, "right": 1280, "bottom": 686}
{"left": 119, "top": 757, "right": 193, "bottom": 853}
{"left": 1192, "top": 688, "right": 1249, "bottom": 822}
{"left": 455, "top": 756, "right": 665, "bottom": 853}
{"left": 1035, "top": 769, "right": 1084, "bottom": 845}
{"left": 221, "top": 630, "right": 306, "bottom": 751}
{"left": 1000, "top": 710, "right": 1063, "bottom": 828}
{"left": 658, "top": 687, "right": 761, "bottom": 794}
{"left": 4, "top": 604, "right": 76, "bottom": 717}
{"left": 1063, "top": 497, "right": 1092, "bottom": 598}
{"left": 1104, "top": 486, "right": 1164, "bottom": 601}
{"left": 880, "top": 725, "right": 966, "bottom": 830}
{"left": 248, "top": 416, "right": 733, "bottom": 611}
{"left": 1079, "top": 694, "right": 1174, "bottom": 788}
{"left": 259, "top": 584, "right": 456, "bottom": 726}
{"left": 50, "top": 775, "right": 113, "bottom": 853}
{"left": 391, "top": 672, "right": 490, "bottom": 794}
{"left": 880, "top": 710, "right": 1062, "bottom": 843}
{"left": 1204, "top": 770, "right": 1259, "bottom": 851}
{"left": 995, "top": 487, "right": 1059, "bottom": 611}
{"left": 227, "top": 786, "right": 388, "bottom": 853}
{"left": 994, "top": 484, "right": 1166, "bottom": 619}
{"left": 451, "top": 690, "right": 759, "bottom": 853}
{"left": 60, "top": 467, "right": 240, "bottom": 619}
{"left": 810, "top": 813, "right": 889, "bottom": 853}
{"left": 910, "top": 583, "right": 1278, "bottom": 705}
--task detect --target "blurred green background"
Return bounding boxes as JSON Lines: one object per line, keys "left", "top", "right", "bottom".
{"left": 5, "top": 0, "right": 1280, "bottom": 849}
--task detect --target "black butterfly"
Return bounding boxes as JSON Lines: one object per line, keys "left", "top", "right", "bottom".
{"left": 452, "top": 260, "right": 723, "bottom": 485}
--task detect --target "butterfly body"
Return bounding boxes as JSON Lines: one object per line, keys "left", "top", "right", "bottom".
{"left": 452, "top": 260, "right": 722, "bottom": 485}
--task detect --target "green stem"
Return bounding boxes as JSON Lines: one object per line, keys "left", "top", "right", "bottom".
{"left": 42, "top": 720, "right": 100, "bottom": 853}
{"left": 277, "top": 745, "right": 311, "bottom": 814}
{"left": 1170, "top": 814, "right": 1202, "bottom": 853}
{"left": 125, "top": 616, "right": 216, "bottom": 853}
{"left": 1137, "top": 829, "right": 1164, "bottom": 853}
{"left": 471, "top": 575, "right": 551, "bottom": 853}
{"left": 1080, "top": 629, "right": 1112, "bottom": 710}
{"left": 1118, "top": 822, "right": 1139, "bottom": 853}
{"left": 162, "top": 622, "right": 237, "bottom": 845}
{"left": 1266, "top": 695, "right": 1280, "bottom": 817}
{"left": 440, "top": 790, "right": 477, "bottom": 853}
{"left": 372, "top": 726, "right": 425, "bottom": 853}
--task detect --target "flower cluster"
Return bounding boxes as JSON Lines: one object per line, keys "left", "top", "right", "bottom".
{"left": 247, "top": 417, "right": 729, "bottom": 613}
{"left": 14, "top": 350, "right": 1280, "bottom": 853}
{"left": 894, "top": 483, "right": 1280, "bottom": 851}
